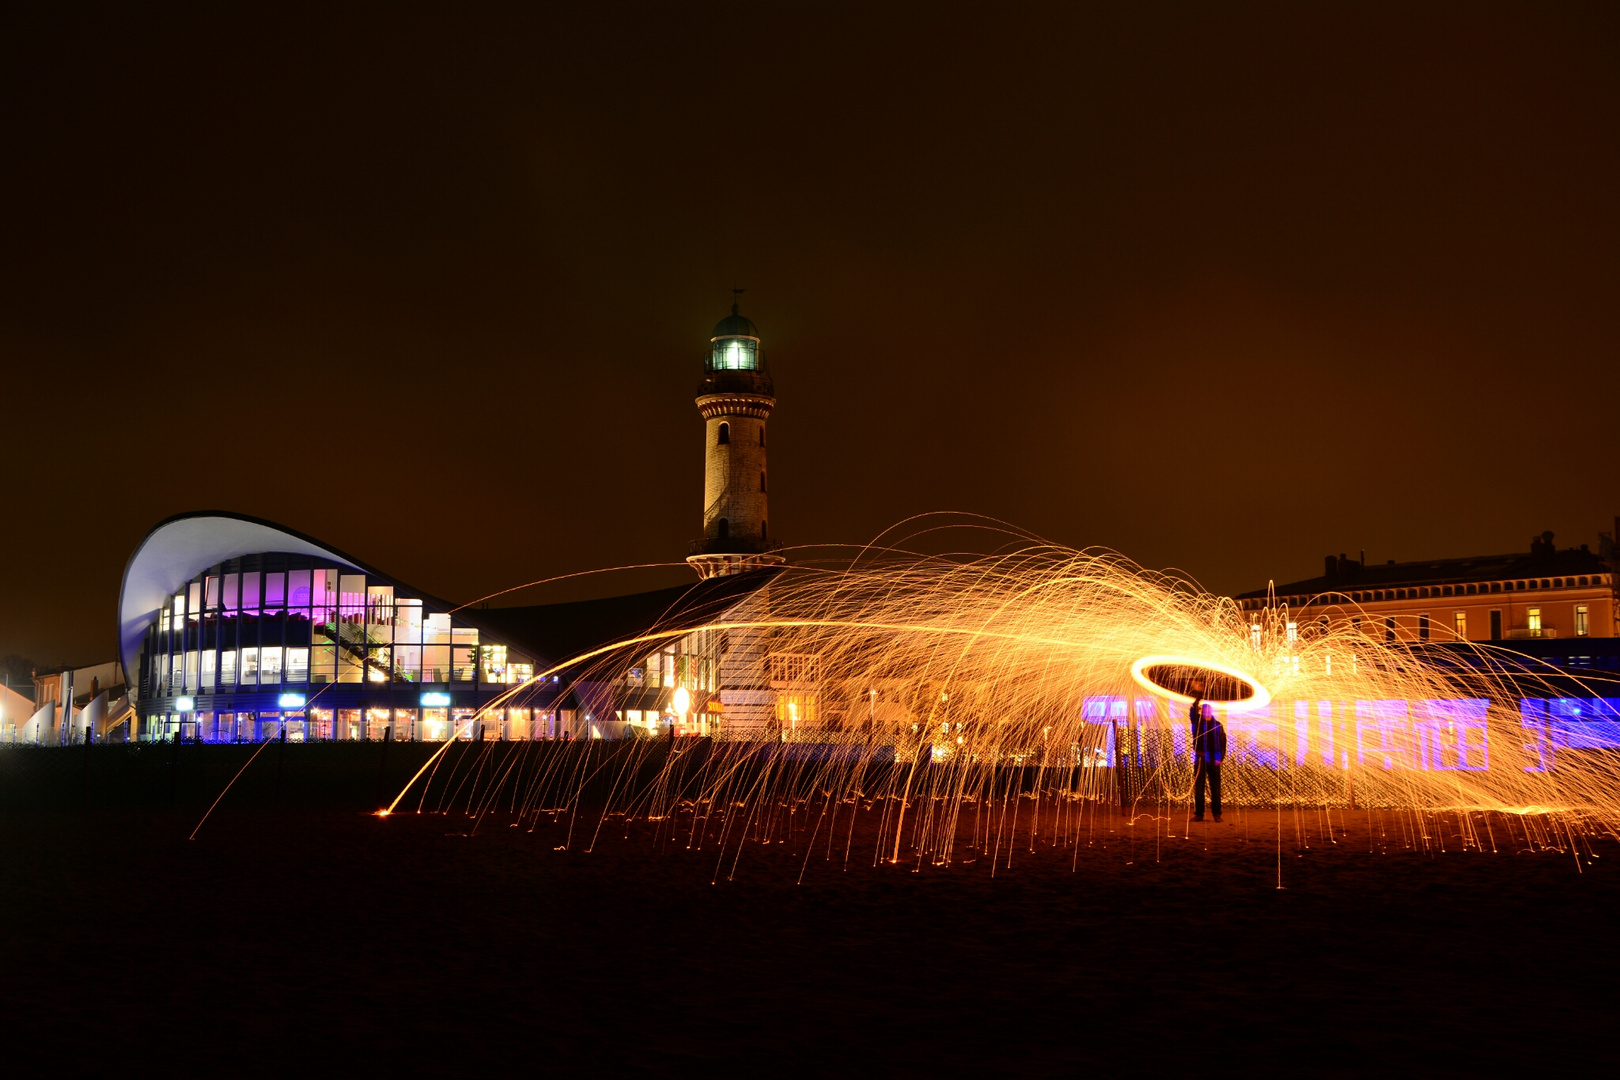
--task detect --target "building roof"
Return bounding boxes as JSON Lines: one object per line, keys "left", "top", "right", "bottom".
{"left": 119, "top": 512, "right": 374, "bottom": 687}
{"left": 1239, "top": 536, "right": 1609, "bottom": 601}
{"left": 710, "top": 304, "right": 759, "bottom": 339}
{"left": 474, "top": 568, "right": 778, "bottom": 671}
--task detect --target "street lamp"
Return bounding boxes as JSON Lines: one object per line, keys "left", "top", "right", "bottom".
{"left": 672, "top": 685, "right": 690, "bottom": 737}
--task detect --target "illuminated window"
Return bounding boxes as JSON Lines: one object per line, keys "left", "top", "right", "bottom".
{"left": 1576, "top": 605, "right": 1588, "bottom": 637}
{"left": 711, "top": 337, "right": 758, "bottom": 371}
{"left": 1527, "top": 608, "right": 1542, "bottom": 634}
{"left": 1285, "top": 621, "right": 1298, "bottom": 645}
{"left": 260, "top": 647, "right": 283, "bottom": 685}
{"left": 718, "top": 422, "right": 730, "bottom": 445}
{"left": 1453, "top": 611, "right": 1467, "bottom": 638}
{"left": 394, "top": 600, "right": 422, "bottom": 644}
{"left": 287, "top": 569, "right": 311, "bottom": 608}
{"left": 366, "top": 585, "right": 394, "bottom": 643}
{"left": 423, "top": 645, "right": 449, "bottom": 683}
{"left": 264, "top": 573, "right": 285, "bottom": 612}
{"left": 309, "top": 646, "right": 334, "bottom": 684}
{"left": 481, "top": 644, "right": 509, "bottom": 683}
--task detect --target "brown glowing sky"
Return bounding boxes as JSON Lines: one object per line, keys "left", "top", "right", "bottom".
{"left": 2, "top": 5, "right": 1616, "bottom": 665}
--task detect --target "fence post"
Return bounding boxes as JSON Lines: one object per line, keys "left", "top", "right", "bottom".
{"left": 275, "top": 723, "right": 287, "bottom": 804}
{"left": 82, "top": 721, "right": 92, "bottom": 808}
{"left": 374, "top": 725, "right": 393, "bottom": 810}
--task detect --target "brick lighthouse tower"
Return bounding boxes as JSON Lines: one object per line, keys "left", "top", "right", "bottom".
{"left": 687, "top": 293, "right": 786, "bottom": 580}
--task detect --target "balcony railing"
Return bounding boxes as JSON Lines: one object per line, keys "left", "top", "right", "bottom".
{"left": 1506, "top": 628, "right": 1558, "bottom": 639}
{"left": 688, "top": 537, "right": 786, "bottom": 557}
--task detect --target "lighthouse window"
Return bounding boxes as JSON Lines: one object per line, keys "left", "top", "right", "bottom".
{"left": 717, "top": 422, "right": 730, "bottom": 445}
{"left": 712, "top": 338, "right": 758, "bottom": 371}
{"left": 761, "top": 520, "right": 768, "bottom": 540}
{"left": 760, "top": 471, "right": 767, "bottom": 492}
{"left": 718, "top": 518, "right": 729, "bottom": 539}
{"left": 759, "top": 428, "right": 765, "bottom": 446}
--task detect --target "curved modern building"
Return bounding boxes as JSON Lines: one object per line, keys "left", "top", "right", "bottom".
{"left": 121, "top": 510, "right": 771, "bottom": 742}
{"left": 122, "top": 511, "right": 536, "bottom": 741}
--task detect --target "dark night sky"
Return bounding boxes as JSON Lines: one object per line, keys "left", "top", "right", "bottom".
{"left": 2, "top": 4, "right": 1616, "bottom": 665}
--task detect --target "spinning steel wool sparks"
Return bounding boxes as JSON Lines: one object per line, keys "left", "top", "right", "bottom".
{"left": 387, "top": 524, "right": 1620, "bottom": 874}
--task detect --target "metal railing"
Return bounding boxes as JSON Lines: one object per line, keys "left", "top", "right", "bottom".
{"left": 687, "top": 537, "right": 786, "bottom": 557}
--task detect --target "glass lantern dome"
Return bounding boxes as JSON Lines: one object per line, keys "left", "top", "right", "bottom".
{"left": 708, "top": 305, "right": 762, "bottom": 372}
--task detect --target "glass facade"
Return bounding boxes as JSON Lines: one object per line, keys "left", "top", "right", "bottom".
{"left": 135, "top": 552, "right": 556, "bottom": 743}
{"left": 710, "top": 335, "right": 759, "bottom": 371}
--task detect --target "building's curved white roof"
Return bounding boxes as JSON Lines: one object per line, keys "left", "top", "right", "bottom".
{"left": 117, "top": 512, "right": 365, "bottom": 686}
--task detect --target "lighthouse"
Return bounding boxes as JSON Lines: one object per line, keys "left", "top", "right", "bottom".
{"left": 687, "top": 297, "right": 786, "bottom": 580}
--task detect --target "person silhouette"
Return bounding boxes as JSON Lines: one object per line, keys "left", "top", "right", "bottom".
{"left": 1189, "top": 698, "right": 1227, "bottom": 822}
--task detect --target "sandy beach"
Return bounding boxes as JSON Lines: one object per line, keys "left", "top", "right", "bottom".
{"left": 5, "top": 797, "right": 1615, "bottom": 1076}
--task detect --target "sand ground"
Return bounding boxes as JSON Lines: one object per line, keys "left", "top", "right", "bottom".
{"left": 4, "top": 801, "right": 1616, "bottom": 1076}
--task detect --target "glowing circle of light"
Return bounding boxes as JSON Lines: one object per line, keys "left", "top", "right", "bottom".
{"left": 671, "top": 686, "right": 691, "bottom": 715}
{"left": 1129, "top": 655, "right": 1270, "bottom": 712}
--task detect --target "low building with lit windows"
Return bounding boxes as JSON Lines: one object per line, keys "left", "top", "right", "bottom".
{"left": 1236, "top": 526, "right": 1620, "bottom": 671}
{"left": 119, "top": 511, "right": 774, "bottom": 742}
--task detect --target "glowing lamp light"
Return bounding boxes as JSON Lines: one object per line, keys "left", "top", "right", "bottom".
{"left": 1128, "top": 655, "right": 1271, "bottom": 712}
{"left": 278, "top": 693, "right": 306, "bottom": 709}
{"left": 672, "top": 686, "right": 691, "bottom": 715}
{"left": 175, "top": 697, "right": 195, "bottom": 712}
{"left": 420, "top": 692, "right": 451, "bottom": 707}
